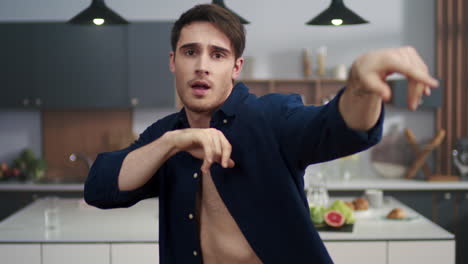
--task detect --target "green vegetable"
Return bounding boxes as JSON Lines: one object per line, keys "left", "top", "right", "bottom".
{"left": 12, "top": 149, "right": 47, "bottom": 181}
{"left": 309, "top": 205, "right": 326, "bottom": 225}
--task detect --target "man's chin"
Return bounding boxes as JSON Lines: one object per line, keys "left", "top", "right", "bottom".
{"left": 183, "top": 102, "right": 218, "bottom": 114}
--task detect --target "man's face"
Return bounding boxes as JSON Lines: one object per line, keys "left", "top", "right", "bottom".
{"left": 170, "top": 22, "right": 243, "bottom": 113}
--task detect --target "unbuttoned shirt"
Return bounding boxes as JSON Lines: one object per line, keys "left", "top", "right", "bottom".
{"left": 84, "top": 82, "right": 383, "bottom": 264}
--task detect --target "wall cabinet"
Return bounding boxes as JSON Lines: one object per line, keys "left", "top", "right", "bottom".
{"left": 128, "top": 22, "right": 174, "bottom": 108}
{"left": 34, "top": 24, "right": 128, "bottom": 108}
{"left": 0, "top": 24, "right": 42, "bottom": 109}
{"left": 0, "top": 22, "right": 174, "bottom": 109}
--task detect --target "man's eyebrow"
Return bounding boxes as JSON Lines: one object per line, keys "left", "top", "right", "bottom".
{"left": 211, "top": 45, "right": 231, "bottom": 54}
{"left": 179, "top": 43, "right": 199, "bottom": 50}
{"left": 178, "top": 43, "right": 232, "bottom": 55}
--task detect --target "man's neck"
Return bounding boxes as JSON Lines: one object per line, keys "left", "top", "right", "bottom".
{"left": 186, "top": 109, "right": 212, "bottom": 128}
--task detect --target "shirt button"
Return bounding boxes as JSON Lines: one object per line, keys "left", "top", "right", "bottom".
{"left": 193, "top": 172, "right": 198, "bottom": 179}
{"left": 223, "top": 119, "right": 228, "bottom": 124}
{"left": 193, "top": 250, "right": 198, "bottom": 256}
{"left": 188, "top": 213, "right": 194, "bottom": 220}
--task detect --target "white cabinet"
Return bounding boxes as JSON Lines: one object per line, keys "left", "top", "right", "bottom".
{"left": 111, "top": 243, "right": 159, "bottom": 264}
{"left": 324, "top": 241, "right": 387, "bottom": 264}
{"left": 0, "top": 244, "right": 41, "bottom": 264}
{"left": 388, "top": 240, "right": 455, "bottom": 264}
{"left": 42, "top": 244, "right": 110, "bottom": 264}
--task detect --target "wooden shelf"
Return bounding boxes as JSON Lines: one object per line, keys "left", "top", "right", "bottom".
{"left": 238, "top": 78, "right": 346, "bottom": 105}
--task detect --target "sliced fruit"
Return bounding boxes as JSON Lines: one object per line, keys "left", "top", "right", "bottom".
{"left": 324, "top": 210, "right": 345, "bottom": 227}
{"left": 327, "top": 200, "right": 355, "bottom": 224}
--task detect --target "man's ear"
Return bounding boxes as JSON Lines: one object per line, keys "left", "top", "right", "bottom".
{"left": 231, "top": 57, "right": 244, "bottom": 80}
{"left": 169, "top": 51, "right": 175, "bottom": 73}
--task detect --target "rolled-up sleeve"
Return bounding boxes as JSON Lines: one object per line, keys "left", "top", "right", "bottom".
{"left": 276, "top": 88, "right": 384, "bottom": 170}
{"left": 84, "top": 122, "right": 166, "bottom": 209}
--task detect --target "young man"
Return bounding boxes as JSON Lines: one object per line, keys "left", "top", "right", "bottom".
{"left": 85, "top": 4, "right": 438, "bottom": 264}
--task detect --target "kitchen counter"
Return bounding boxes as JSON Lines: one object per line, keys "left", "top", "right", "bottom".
{"left": 0, "top": 182, "right": 83, "bottom": 192}
{"left": 326, "top": 178, "right": 468, "bottom": 191}
{"left": 0, "top": 198, "right": 158, "bottom": 243}
{"left": 0, "top": 196, "right": 452, "bottom": 243}
{"left": 0, "top": 197, "right": 454, "bottom": 264}
{"left": 320, "top": 196, "right": 453, "bottom": 241}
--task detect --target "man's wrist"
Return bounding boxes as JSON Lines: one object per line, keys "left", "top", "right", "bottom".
{"left": 160, "top": 130, "right": 181, "bottom": 158}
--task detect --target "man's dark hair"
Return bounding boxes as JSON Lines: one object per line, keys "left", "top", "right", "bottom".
{"left": 171, "top": 4, "right": 246, "bottom": 60}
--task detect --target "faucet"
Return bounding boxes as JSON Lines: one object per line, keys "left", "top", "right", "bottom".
{"left": 69, "top": 153, "right": 93, "bottom": 170}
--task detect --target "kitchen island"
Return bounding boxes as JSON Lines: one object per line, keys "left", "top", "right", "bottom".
{"left": 0, "top": 197, "right": 454, "bottom": 264}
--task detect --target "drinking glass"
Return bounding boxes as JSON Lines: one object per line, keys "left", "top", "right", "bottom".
{"left": 44, "top": 196, "right": 60, "bottom": 230}
{"left": 307, "top": 170, "right": 329, "bottom": 207}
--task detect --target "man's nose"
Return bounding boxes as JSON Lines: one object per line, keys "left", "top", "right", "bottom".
{"left": 195, "top": 55, "right": 210, "bottom": 76}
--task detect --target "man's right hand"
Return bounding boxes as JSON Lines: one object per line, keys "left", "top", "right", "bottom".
{"left": 167, "top": 128, "right": 235, "bottom": 174}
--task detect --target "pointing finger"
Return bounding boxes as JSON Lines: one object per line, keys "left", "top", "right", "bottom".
{"left": 201, "top": 159, "right": 211, "bottom": 175}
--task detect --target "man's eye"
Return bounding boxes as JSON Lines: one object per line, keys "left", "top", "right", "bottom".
{"left": 213, "top": 53, "right": 224, "bottom": 59}
{"left": 185, "top": 50, "right": 195, "bottom": 56}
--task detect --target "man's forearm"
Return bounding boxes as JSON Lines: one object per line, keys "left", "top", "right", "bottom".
{"left": 118, "top": 131, "right": 178, "bottom": 191}
{"left": 338, "top": 87, "right": 382, "bottom": 131}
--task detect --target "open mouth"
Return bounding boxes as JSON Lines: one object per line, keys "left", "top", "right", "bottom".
{"left": 191, "top": 80, "right": 211, "bottom": 90}
{"left": 190, "top": 80, "right": 211, "bottom": 96}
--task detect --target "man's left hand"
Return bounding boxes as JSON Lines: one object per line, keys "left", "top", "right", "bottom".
{"left": 347, "top": 46, "right": 439, "bottom": 111}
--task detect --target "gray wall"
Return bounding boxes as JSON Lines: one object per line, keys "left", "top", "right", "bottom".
{"left": 0, "top": 0, "right": 437, "bottom": 178}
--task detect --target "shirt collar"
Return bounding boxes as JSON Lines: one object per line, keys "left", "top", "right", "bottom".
{"left": 218, "top": 82, "right": 249, "bottom": 116}
{"left": 174, "top": 82, "right": 249, "bottom": 128}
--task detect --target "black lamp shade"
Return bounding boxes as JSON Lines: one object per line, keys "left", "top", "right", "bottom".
{"left": 306, "top": 0, "right": 368, "bottom": 26}
{"left": 68, "top": 0, "right": 128, "bottom": 25}
{"left": 212, "top": 0, "right": 250, "bottom": 24}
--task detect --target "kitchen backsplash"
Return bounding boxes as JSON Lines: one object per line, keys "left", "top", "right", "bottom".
{"left": 42, "top": 110, "right": 133, "bottom": 182}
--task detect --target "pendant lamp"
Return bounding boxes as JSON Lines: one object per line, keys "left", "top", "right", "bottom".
{"left": 212, "top": 0, "right": 250, "bottom": 24}
{"left": 68, "top": 0, "right": 128, "bottom": 25}
{"left": 306, "top": 0, "right": 368, "bottom": 26}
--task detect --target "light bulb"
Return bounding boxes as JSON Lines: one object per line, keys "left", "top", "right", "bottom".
{"left": 331, "top": 19, "right": 343, "bottom": 26}
{"left": 93, "top": 18, "right": 105, "bottom": 25}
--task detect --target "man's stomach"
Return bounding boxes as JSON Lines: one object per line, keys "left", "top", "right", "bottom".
{"left": 198, "top": 213, "right": 263, "bottom": 264}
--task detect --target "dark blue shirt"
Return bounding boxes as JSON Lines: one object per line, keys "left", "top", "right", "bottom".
{"left": 85, "top": 82, "right": 383, "bottom": 264}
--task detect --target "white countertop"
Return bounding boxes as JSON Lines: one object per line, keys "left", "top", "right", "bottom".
{"left": 0, "top": 182, "right": 83, "bottom": 192}
{"left": 0, "top": 198, "right": 158, "bottom": 243}
{"left": 319, "top": 197, "right": 454, "bottom": 241}
{"left": 0, "top": 197, "right": 453, "bottom": 243}
{"left": 1, "top": 178, "right": 468, "bottom": 192}
{"left": 326, "top": 178, "right": 468, "bottom": 191}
